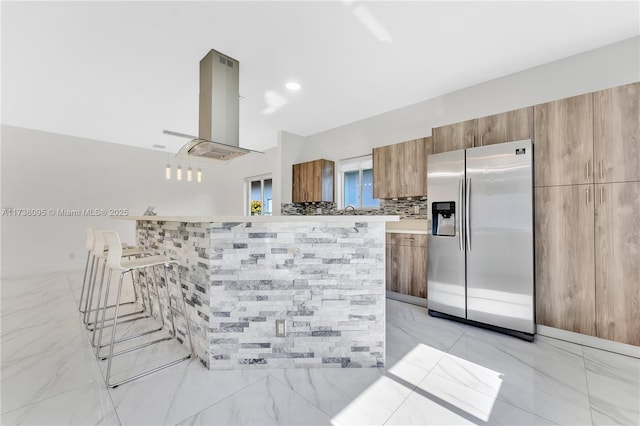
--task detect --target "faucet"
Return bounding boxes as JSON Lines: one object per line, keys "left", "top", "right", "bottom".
{"left": 344, "top": 205, "right": 356, "bottom": 215}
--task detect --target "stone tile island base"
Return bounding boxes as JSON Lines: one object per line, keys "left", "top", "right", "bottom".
{"left": 126, "top": 215, "right": 397, "bottom": 370}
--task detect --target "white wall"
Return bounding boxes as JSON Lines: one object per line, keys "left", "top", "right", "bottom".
{"left": 278, "top": 131, "right": 307, "bottom": 206}
{"left": 281, "top": 36, "right": 640, "bottom": 203}
{"left": 0, "top": 126, "right": 235, "bottom": 276}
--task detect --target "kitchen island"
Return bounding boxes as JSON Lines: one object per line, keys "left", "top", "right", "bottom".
{"left": 117, "top": 215, "right": 398, "bottom": 370}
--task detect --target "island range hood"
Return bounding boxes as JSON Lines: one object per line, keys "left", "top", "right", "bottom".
{"left": 169, "top": 49, "right": 260, "bottom": 161}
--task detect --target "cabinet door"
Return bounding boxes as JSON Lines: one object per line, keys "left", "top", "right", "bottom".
{"left": 385, "top": 235, "right": 395, "bottom": 292}
{"left": 306, "top": 160, "right": 321, "bottom": 202}
{"left": 432, "top": 119, "right": 477, "bottom": 154}
{"left": 534, "top": 94, "right": 594, "bottom": 186}
{"left": 373, "top": 144, "right": 403, "bottom": 199}
{"left": 594, "top": 82, "right": 640, "bottom": 183}
{"left": 403, "top": 138, "right": 428, "bottom": 197}
{"left": 535, "top": 185, "right": 596, "bottom": 336}
{"left": 320, "top": 159, "right": 335, "bottom": 202}
{"left": 595, "top": 182, "right": 640, "bottom": 345}
{"left": 373, "top": 146, "right": 388, "bottom": 199}
{"left": 292, "top": 163, "right": 304, "bottom": 203}
{"left": 478, "top": 112, "right": 508, "bottom": 146}
{"left": 507, "top": 107, "right": 534, "bottom": 142}
{"left": 409, "top": 235, "right": 428, "bottom": 299}
{"left": 478, "top": 107, "right": 533, "bottom": 146}
{"left": 386, "top": 233, "right": 428, "bottom": 298}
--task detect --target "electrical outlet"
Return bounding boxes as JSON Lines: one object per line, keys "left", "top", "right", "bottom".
{"left": 413, "top": 205, "right": 420, "bottom": 214}
{"left": 276, "top": 319, "right": 286, "bottom": 337}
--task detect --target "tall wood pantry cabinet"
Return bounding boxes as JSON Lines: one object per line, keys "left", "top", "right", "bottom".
{"left": 534, "top": 82, "right": 640, "bottom": 346}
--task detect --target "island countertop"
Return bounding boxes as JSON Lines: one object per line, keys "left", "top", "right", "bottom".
{"left": 125, "top": 215, "right": 390, "bottom": 370}
{"left": 115, "top": 215, "right": 399, "bottom": 223}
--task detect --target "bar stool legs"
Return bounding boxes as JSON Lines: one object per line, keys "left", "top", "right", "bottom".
{"left": 96, "top": 231, "right": 193, "bottom": 388}
{"left": 99, "top": 262, "right": 192, "bottom": 388}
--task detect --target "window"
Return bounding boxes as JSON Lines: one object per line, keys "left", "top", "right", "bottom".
{"left": 247, "top": 175, "right": 272, "bottom": 216}
{"left": 337, "top": 155, "right": 380, "bottom": 209}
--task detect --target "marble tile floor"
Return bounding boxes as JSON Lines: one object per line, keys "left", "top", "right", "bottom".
{"left": 1, "top": 270, "right": 638, "bottom": 425}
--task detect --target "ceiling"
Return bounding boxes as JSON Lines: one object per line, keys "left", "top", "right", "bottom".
{"left": 2, "top": 1, "right": 639, "bottom": 153}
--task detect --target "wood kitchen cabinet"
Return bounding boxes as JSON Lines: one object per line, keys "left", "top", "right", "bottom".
{"left": 595, "top": 181, "right": 640, "bottom": 346}
{"left": 292, "top": 159, "right": 334, "bottom": 203}
{"left": 477, "top": 107, "right": 533, "bottom": 146}
{"left": 373, "top": 142, "right": 403, "bottom": 199}
{"left": 373, "top": 137, "right": 430, "bottom": 199}
{"left": 534, "top": 93, "right": 594, "bottom": 187}
{"left": 385, "top": 233, "right": 427, "bottom": 299}
{"left": 432, "top": 119, "right": 477, "bottom": 154}
{"left": 534, "top": 185, "right": 596, "bottom": 336}
{"left": 593, "top": 82, "right": 640, "bottom": 183}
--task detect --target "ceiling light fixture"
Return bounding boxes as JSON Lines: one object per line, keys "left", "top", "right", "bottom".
{"left": 165, "top": 164, "right": 171, "bottom": 180}
{"left": 197, "top": 168, "right": 202, "bottom": 183}
{"left": 177, "top": 165, "right": 182, "bottom": 181}
{"left": 187, "top": 166, "right": 193, "bottom": 182}
{"left": 286, "top": 82, "right": 301, "bottom": 91}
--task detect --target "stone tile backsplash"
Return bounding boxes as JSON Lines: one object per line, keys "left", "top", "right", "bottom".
{"left": 282, "top": 198, "right": 429, "bottom": 219}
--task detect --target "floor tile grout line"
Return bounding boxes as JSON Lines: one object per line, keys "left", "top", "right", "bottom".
{"left": 265, "top": 370, "right": 338, "bottom": 422}
{"left": 580, "top": 344, "right": 597, "bottom": 426}
{"left": 379, "top": 369, "right": 432, "bottom": 426}
{"left": 170, "top": 372, "right": 272, "bottom": 425}
{"left": 380, "top": 321, "right": 466, "bottom": 425}
{"left": 437, "top": 327, "right": 588, "bottom": 426}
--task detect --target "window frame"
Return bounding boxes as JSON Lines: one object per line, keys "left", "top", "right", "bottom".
{"left": 245, "top": 173, "right": 273, "bottom": 216}
{"left": 336, "top": 155, "right": 380, "bottom": 210}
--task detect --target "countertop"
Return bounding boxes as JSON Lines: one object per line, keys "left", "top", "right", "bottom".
{"left": 113, "top": 215, "right": 400, "bottom": 223}
{"left": 385, "top": 219, "right": 429, "bottom": 234}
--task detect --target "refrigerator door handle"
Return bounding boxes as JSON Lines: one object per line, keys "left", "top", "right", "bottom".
{"left": 459, "top": 178, "right": 464, "bottom": 251}
{"left": 466, "top": 178, "right": 471, "bottom": 251}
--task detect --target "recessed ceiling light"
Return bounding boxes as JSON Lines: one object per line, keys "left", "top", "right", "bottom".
{"left": 286, "top": 82, "right": 301, "bottom": 91}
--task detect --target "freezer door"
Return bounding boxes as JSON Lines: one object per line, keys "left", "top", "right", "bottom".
{"left": 427, "top": 149, "right": 466, "bottom": 318}
{"left": 465, "top": 140, "right": 534, "bottom": 334}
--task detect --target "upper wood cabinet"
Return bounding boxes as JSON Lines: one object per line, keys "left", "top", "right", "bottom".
{"left": 593, "top": 82, "right": 640, "bottom": 183}
{"left": 534, "top": 185, "right": 596, "bottom": 336}
{"left": 534, "top": 93, "right": 594, "bottom": 187}
{"left": 373, "top": 142, "right": 403, "bottom": 200}
{"left": 432, "top": 119, "right": 477, "bottom": 154}
{"left": 433, "top": 107, "right": 533, "bottom": 154}
{"left": 291, "top": 159, "right": 334, "bottom": 203}
{"left": 595, "top": 181, "right": 640, "bottom": 346}
{"left": 477, "top": 107, "right": 533, "bottom": 146}
{"left": 386, "top": 233, "right": 428, "bottom": 299}
{"left": 373, "top": 137, "right": 430, "bottom": 199}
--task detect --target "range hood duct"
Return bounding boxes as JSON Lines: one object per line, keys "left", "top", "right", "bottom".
{"left": 172, "top": 49, "right": 260, "bottom": 161}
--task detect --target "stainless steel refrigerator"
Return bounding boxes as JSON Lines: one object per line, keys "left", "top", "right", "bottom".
{"left": 427, "top": 140, "right": 534, "bottom": 340}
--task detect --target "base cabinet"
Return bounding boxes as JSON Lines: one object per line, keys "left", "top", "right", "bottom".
{"left": 386, "top": 233, "right": 427, "bottom": 299}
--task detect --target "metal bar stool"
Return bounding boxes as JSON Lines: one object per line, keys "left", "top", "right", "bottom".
{"left": 78, "top": 227, "right": 96, "bottom": 314}
{"left": 97, "top": 230, "right": 193, "bottom": 388}
{"left": 82, "top": 229, "right": 147, "bottom": 329}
